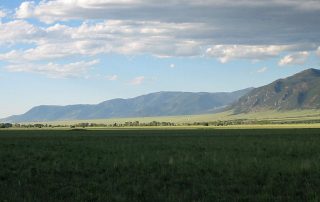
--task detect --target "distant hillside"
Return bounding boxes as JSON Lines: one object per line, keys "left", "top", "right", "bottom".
{"left": 2, "top": 89, "right": 252, "bottom": 123}
{"left": 232, "top": 68, "right": 320, "bottom": 113}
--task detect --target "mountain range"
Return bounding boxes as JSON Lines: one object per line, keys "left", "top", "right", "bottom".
{"left": 2, "top": 68, "right": 320, "bottom": 123}
{"left": 2, "top": 88, "right": 252, "bottom": 123}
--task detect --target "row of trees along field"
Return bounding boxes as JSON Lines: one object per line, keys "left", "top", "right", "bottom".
{"left": 0, "top": 123, "right": 13, "bottom": 128}
{"left": 1, "top": 118, "right": 320, "bottom": 128}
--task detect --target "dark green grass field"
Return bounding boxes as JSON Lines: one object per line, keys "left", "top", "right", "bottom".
{"left": 1, "top": 129, "right": 320, "bottom": 201}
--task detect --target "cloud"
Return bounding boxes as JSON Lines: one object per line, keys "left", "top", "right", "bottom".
{"left": 0, "top": 16, "right": 315, "bottom": 70}
{"left": 5, "top": 60, "right": 99, "bottom": 78}
{"left": 15, "top": 0, "right": 320, "bottom": 24}
{"left": 0, "top": 0, "right": 318, "bottom": 80}
{"left": 317, "top": 47, "right": 320, "bottom": 57}
{"left": 0, "top": 10, "right": 6, "bottom": 18}
{"left": 0, "top": 20, "right": 43, "bottom": 44}
{"left": 170, "top": 64, "right": 175, "bottom": 68}
{"left": 206, "top": 45, "right": 289, "bottom": 63}
{"left": 0, "top": 41, "right": 108, "bottom": 62}
{"left": 107, "top": 75, "right": 118, "bottom": 81}
{"left": 0, "top": 20, "right": 207, "bottom": 61}
{"left": 15, "top": 1, "right": 35, "bottom": 19}
{"left": 278, "top": 51, "right": 309, "bottom": 66}
{"left": 257, "top": 67, "right": 268, "bottom": 73}
{"left": 14, "top": 0, "right": 320, "bottom": 46}
{"left": 130, "top": 76, "right": 145, "bottom": 85}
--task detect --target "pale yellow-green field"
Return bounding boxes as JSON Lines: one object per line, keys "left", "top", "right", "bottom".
{"left": 23, "top": 109, "right": 320, "bottom": 126}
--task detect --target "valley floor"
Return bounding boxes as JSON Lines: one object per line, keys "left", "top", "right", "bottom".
{"left": 23, "top": 110, "right": 320, "bottom": 126}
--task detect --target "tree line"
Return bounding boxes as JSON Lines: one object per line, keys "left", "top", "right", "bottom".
{"left": 1, "top": 119, "right": 320, "bottom": 129}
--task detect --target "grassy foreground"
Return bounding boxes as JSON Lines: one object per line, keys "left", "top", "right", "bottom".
{"left": 1, "top": 129, "right": 320, "bottom": 201}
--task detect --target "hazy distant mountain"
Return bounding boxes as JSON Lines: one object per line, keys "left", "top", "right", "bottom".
{"left": 2, "top": 89, "right": 252, "bottom": 122}
{"left": 232, "top": 68, "right": 320, "bottom": 113}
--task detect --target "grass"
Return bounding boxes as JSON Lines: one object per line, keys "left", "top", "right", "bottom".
{"left": 1, "top": 128, "right": 320, "bottom": 201}
{"left": 26, "top": 109, "right": 320, "bottom": 126}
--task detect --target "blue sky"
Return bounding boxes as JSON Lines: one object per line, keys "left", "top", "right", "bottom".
{"left": 1, "top": 0, "right": 320, "bottom": 118}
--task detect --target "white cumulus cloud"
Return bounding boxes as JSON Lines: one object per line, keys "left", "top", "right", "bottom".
{"left": 278, "top": 51, "right": 309, "bottom": 66}
{"left": 0, "top": 20, "right": 43, "bottom": 44}
{"left": 257, "top": 67, "right": 268, "bottom": 73}
{"left": 0, "top": 10, "right": 6, "bottom": 18}
{"left": 6, "top": 60, "right": 99, "bottom": 78}
{"left": 206, "top": 45, "right": 289, "bottom": 63}
{"left": 106, "top": 75, "right": 118, "bottom": 81}
{"left": 15, "top": 1, "right": 35, "bottom": 19}
{"left": 130, "top": 76, "right": 145, "bottom": 85}
{"left": 0, "top": 20, "right": 207, "bottom": 60}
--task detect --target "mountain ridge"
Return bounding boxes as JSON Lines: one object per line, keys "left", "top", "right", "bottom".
{"left": 2, "top": 88, "right": 253, "bottom": 123}
{"left": 231, "top": 68, "right": 320, "bottom": 113}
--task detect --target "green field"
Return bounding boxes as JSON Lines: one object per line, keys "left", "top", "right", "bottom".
{"left": 1, "top": 129, "right": 320, "bottom": 201}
